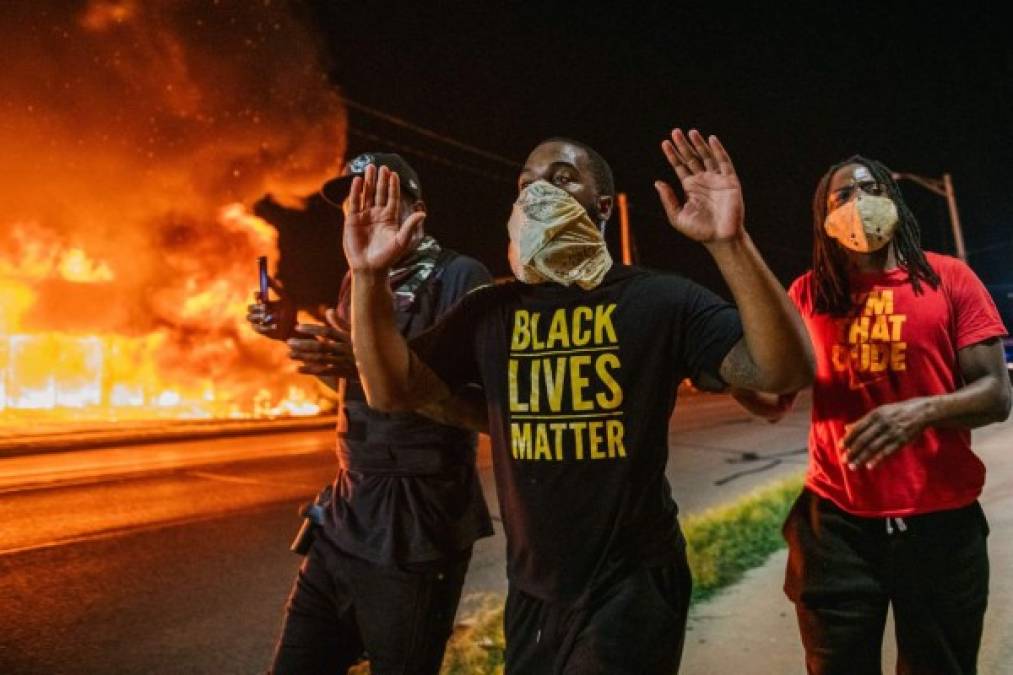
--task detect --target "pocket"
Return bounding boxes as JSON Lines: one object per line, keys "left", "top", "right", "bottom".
{"left": 781, "top": 488, "right": 809, "bottom": 540}
{"left": 645, "top": 562, "right": 691, "bottom": 622}
{"left": 973, "top": 501, "right": 990, "bottom": 538}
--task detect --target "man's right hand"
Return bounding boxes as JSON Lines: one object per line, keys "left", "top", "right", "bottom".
{"left": 343, "top": 164, "right": 425, "bottom": 274}
{"left": 730, "top": 387, "right": 797, "bottom": 423}
{"left": 246, "top": 278, "right": 296, "bottom": 341}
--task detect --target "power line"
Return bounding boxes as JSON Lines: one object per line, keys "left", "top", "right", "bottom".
{"left": 346, "top": 102, "right": 812, "bottom": 265}
{"left": 967, "top": 240, "right": 1013, "bottom": 257}
{"left": 341, "top": 96, "right": 522, "bottom": 169}
{"left": 348, "top": 126, "right": 516, "bottom": 184}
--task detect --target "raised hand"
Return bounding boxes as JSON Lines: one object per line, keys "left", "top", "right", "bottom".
{"left": 342, "top": 164, "right": 425, "bottom": 274}
{"left": 654, "top": 129, "right": 745, "bottom": 245}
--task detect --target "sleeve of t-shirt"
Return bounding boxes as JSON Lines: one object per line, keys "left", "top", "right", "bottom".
{"left": 410, "top": 284, "right": 494, "bottom": 390}
{"left": 435, "top": 255, "right": 494, "bottom": 317}
{"left": 942, "top": 258, "right": 1008, "bottom": 349}
{"left": 786, "top": 274, "right": 809, "bottom": 316}
{"left": 672, "top": 278, "right": 744, "bottom": 386}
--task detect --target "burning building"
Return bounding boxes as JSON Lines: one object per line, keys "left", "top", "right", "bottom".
{"left": 0, "top": 0, "right": 346, "bottom": 427}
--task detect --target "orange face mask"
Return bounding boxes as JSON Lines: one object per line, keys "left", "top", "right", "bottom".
{"left": 824, "top": 194, "right": 899, "bottom": 253}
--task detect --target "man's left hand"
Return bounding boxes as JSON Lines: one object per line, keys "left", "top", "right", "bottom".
{"left": 841, "top": 398, "right": 930, "bottom": 470}
{"left": 655, "top": 128, "right": 745, "bottom": 246}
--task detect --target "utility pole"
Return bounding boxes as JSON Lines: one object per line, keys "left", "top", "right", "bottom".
{"left": 891, "top": 171, "right": 966, "bottom": 261}
{"left": 617, "top": 192, "right": 632, "bottom": 265}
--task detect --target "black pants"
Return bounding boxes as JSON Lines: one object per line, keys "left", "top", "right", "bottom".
{"left": 504, "top": 557, "right": 692, "bottom": 675}
{"left": 783, "top": 489, "right": 989, "bottom": 675}
{"left": 269, "top": 536, "right": 471, "bottom": 675}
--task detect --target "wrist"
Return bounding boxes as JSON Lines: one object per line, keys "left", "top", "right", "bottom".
{"left": 915, "top": 396, "right": 940, "bottom": 429}
{"left": 703, "top": 230, "right": 752, "bottom": 259}
{"left": 351, "top": 269, "right": 389, "bottom": 287}
{"left": 705, "top": 230, "right": 753, "bottom": 253}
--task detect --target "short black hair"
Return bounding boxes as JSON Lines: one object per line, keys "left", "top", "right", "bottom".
{"left": 539, "top": 137, "right": 615, "bottom": 197}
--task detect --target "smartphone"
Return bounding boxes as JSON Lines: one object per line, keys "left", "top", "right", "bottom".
{"left": 257, "top": 256, "right": 269, "bottom": 301}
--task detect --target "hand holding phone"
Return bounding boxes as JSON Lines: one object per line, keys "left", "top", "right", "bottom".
{"left": 246, "top": 256, "right": 296, "bottom": 341}
{"left": 258, "top": 256, "right": 270, "bottom": 302}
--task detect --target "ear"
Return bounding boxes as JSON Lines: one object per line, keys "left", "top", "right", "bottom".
{"left": 410, "top": 200, "right": 426, "bottom": 238}
{"left": 597, "top": 195, "right": 614, "bottom": 222}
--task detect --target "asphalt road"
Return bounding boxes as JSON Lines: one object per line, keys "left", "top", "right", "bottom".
{"left": 0, "top": 391, "right": 812, "bottom": 674}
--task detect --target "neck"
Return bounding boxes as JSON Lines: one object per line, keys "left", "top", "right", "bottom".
{"left": 845, "top": 242, "right": 897, "bottom": 275}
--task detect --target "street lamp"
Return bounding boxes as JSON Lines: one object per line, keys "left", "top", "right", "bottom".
{"left": 891, "top": 171, "right": 966, "bottom": 261}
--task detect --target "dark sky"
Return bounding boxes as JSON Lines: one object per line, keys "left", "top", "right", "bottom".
{"left": 272, "top": 4, "right": 1011, "bottom": 311}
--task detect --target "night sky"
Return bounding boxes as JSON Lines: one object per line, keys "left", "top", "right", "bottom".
{"left": 266, "top": 4, "right": 1011, "bottom": 319}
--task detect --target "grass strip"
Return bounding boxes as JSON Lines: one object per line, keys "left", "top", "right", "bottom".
{"left": 683, "top": 474, "right": 803, "bottom": 603}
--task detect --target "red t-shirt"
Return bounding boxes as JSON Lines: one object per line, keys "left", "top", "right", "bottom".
{"left": 789, "top": 252, "right": 1007, "bottom": 517}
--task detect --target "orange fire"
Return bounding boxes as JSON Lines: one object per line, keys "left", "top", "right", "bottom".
{"left": 0, "top": 1, "right": 347, "bottom": 427}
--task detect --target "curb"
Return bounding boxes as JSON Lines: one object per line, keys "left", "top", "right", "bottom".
{"left": 0, "top": 415, "right": 338, "bottom": 459}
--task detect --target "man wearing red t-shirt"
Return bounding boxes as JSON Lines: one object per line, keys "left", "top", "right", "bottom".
{"left": 735, "top": 156, "right": 1010, "bottom": 674}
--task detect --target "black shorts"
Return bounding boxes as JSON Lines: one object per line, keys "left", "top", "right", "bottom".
{"left": 504, "top": 557, "right": 692, "bottom": 675}
{"left": 269, "top": 536, "right": 471, "bottom": 675}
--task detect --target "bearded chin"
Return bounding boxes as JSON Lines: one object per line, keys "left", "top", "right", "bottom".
{"left": 585, "top": 203, "right": 607, "bottom": 232}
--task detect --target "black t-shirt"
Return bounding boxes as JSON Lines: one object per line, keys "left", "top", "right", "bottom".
{"left": 323, "top": 252, "right": 495, "bottom": 565}
{"left": 412, "top": 264, "right": 743, "bottom": 601}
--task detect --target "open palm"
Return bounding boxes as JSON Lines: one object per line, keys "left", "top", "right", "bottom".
{"left": 654, "top": 129, "right": 744, "bottom": 244}
{"left": 342, "top": 164, "right": 425, "bottom": 273}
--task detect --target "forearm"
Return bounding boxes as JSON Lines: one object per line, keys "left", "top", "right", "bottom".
{"left": 415, "top": 389, "right": 489, "bottom": 434}
{"left": 350, "top": 270, "right": 419, "bottom": 411}
{"left": 918, "top": 375, "right": 1012, "bottom": 430}
{"left": 709, "top": 234, "right": 814, "bottom": 393}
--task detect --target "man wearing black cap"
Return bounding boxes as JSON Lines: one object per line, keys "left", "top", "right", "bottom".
{"left": 250, "top": 153, "right": 495, "bottom": 675}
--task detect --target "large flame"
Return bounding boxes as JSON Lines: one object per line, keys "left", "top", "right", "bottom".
{"left": 0, "top": 1, "right": 346, "bottom": 426}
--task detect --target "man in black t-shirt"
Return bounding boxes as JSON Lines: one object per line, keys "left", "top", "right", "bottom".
{"left": 343, "top": 131, "right": 815, "bottom": 673}
{"left": 249, "top": 153, "right": 493, "bottom": 675}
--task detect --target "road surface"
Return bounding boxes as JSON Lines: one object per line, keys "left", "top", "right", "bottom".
{"left": 0, "top": 390, "right": 811, "bottom": 674}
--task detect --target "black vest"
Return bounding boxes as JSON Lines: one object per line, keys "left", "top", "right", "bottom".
{"left": 336, "top": 250, "right": 476, "bottom": 474}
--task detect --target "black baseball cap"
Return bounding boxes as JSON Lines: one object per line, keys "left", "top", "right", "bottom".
{"left": 320, "top": 152, "right": 423, "bottom": 206}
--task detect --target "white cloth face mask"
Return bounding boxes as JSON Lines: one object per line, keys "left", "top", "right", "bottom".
{"left": 824, "top": 193, "right": 899, "bottom": 253}
{"left": 507, "top": 180, "right": 613, "bottom": 289}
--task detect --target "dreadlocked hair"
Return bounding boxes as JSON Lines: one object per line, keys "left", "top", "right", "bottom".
{"left": 810, "top": 155, "right": 940, "bottom": 315}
